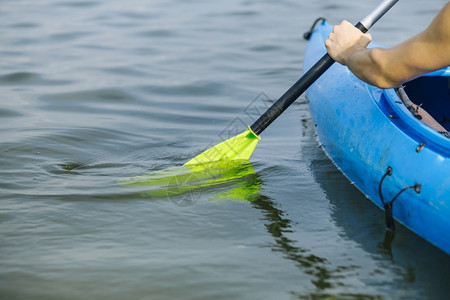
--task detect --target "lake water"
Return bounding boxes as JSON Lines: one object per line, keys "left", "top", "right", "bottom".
{"left": 1, "top": 0, "right": 449, "bottom": 299}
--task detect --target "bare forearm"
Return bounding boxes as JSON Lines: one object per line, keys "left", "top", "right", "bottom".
{"left": 325, "top": 3, "right": 450, "bottom": 89}
{"left": 344, "top": 47, "right": 402, "bottom": 89}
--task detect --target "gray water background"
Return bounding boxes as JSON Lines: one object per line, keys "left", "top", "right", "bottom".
{"left": 1, "top": 0, "right": 449, "bottom": 299}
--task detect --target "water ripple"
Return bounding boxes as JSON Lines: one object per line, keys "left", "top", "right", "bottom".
{"left": 41, "top": 88, "right": 136, "bottom": 102}
{"left": 0, "top": 72, "right": 72, "bottom": 86}
{"left": 138, "top": 81, "right": 227, "bottom": 97}
{"left": 0, "top": 108, "right": 22, "bottom": 118}
{"left": 56, "top": 1, "right": 100, "bottom": 8}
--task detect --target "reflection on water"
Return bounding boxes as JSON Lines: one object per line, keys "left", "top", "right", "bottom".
{"left": 378, "top": 230, "right": 396, "bottom": 260}
{"left": 120, "top": 160, "right": 259, "bottom": 203}
{"left": 123, "top": 157, "right": 352, "bottom": 294}
{"left": 252, "top": 195, "right": 332, "bottom": 289}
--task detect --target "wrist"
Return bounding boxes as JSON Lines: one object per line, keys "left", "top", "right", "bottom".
{"left": 338, "top": 45, "right": 365, "bottom": 66}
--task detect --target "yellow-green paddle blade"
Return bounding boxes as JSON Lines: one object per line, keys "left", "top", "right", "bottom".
{"left": 184, "top": 126, "right": 260, "bottom": 166}
{"left": 119, "top": 126, "right": 260, "bottom": 200}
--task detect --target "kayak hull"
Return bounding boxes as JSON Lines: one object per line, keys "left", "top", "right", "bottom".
{"left": 303, "top": 21, "right": 450, "bottom": 254}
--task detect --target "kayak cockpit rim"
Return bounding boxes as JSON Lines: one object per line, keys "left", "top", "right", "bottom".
{"left": 380, "top": 71, "right": 450, "bottom": 156}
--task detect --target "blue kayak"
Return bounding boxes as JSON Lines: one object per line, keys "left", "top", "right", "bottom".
{"left": 303, "top": 21, "right": 450, "bottom": 254}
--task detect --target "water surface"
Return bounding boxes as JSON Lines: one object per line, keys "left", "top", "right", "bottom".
{"left": 1, "top": 0, "right": 449, "bottom": 299}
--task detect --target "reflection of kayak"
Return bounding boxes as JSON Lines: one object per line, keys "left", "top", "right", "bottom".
{"left": 303, "top": 21, "right": 450, "bottom": 254}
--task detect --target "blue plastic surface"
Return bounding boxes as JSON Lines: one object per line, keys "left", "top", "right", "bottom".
{"left": 303, "top": 21, "right": 450, "bottom": 254}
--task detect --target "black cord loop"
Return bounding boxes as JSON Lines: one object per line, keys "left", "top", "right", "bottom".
{"left": 303, "top": 17, "right": 326, "bottom": 40}
{"left": 378, "top": 166, "right": 421, "bottom": 231}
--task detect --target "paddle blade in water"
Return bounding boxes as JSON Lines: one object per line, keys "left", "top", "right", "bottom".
{"left": 119, "top": 127, "right": 260, "bottom": 202}
{"left": 184, "top": 126, "right": 260, "bottom": 166}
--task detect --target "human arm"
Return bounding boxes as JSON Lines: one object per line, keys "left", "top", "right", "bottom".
{"left": 325, "top": 2, "right": 450, "bottom": 89}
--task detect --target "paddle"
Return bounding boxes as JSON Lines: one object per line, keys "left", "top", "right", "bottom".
{"left": 185, "top": 0, "right": 398, "bottom": 166}
{"left": 121, "top": 0, "right": 399, "bottom": 198}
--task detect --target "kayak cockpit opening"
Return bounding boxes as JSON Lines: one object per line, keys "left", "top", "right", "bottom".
{"left": 402, "top": 75, "right": 450, "bottom": 136}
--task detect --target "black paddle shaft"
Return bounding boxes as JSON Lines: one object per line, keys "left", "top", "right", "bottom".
{"left": 250, "top": 22, "right": 368, "bottom": 136}
{"left": 249, "top": 0, "right": 400, "bottom": 135}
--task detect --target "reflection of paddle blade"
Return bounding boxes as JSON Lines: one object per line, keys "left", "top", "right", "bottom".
{"left": 184, "top": 126, "right": 260, "bottom": 166}
{"left": 119, "top": 165, "right": 197, "bottom": 187}
{"left": 210, "top": 176, "right": 261, "bottom": 203}
{"left": 119, "top": 160, "right": 259, "bottom": 202}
